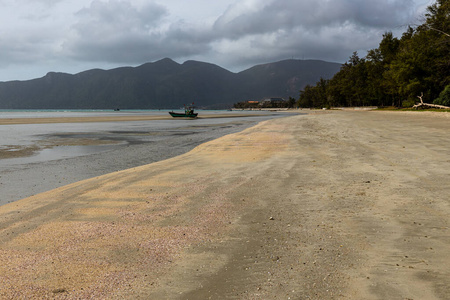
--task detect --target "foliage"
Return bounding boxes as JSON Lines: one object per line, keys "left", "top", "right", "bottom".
{"left": 434, "top": 85, "right": 450, "bottom": 106}
{"left": 298, "top": 0, "right": 450, "bottom": 108}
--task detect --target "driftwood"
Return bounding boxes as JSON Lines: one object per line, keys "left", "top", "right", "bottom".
{"left": 412, "top": 93, "right": 450, "bottom": 109}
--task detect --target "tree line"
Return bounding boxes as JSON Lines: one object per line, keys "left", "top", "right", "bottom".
{"left": 298, "top": 0, "right": 449, "bottom": 109}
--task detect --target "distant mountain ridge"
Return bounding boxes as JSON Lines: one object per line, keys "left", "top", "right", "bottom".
{"left": 0, "top": 58, "right": 341, "bottom": 109}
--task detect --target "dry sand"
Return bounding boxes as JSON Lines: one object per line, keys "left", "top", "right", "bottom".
{"left": 0, "top": 110, "right": 449, "bottom": 299}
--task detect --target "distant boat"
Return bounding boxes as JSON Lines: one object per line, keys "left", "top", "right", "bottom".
{"left": 169, "top": 104, "right": 198, "bottom": 118}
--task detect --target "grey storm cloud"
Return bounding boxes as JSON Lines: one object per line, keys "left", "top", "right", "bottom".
{"left": 207, "top": 0, "right": 418, "bottom": 68}
{"left": 0, "top": 0, "right": 429, "bottom": 80}
{"left": 64, "top": 1, "right": 215, "bottom": 62}
{"left": 64, "top": 0, "right": 418, "bottom": 65}
{"left": 65, "top": 1, "right": 167, "bottom": 59}
{"left": 213, "top": 0, "right": 415, "bottom": 37}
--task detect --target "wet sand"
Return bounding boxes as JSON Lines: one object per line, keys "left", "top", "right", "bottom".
{"left": 0, "top": 113, "right": 284, "bottom": 205}
{"left": 0, "top": 113, "right": 265, "bottom": 125}
{"left": 0, "top": 110, "right": 449, "bottom": 299}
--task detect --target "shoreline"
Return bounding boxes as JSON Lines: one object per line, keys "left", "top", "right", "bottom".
{"left": 0, "top": 110, "right": 449, "bottom": 298}
{"left": 0, "top": 112, "right": 270, "bottom": 125}
{"left": 0, "top": 113, "right": 289, "bottom": 205}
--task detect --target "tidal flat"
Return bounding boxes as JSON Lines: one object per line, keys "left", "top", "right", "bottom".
{"left": 0, "top": 110, "right": 291, "bottom": 205}
{"left": 0, "top": 110, "right": 449, "bottom": 299}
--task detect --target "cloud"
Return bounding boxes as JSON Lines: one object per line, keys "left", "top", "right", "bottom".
{"left": 64, "top": 1, "right": 168, "bottom": 61}
{"left": 207, "top": 0, "right": 418, "bottom": 69}
{"left": 212, "top": 0, "right": 414, "bottom": 38}
{"left": 64, "top": 0, "right": 418, "bottom": 68}
{"left": 0, "top": 0, "right": 72, "bottom": 67}
{"left": 0, "top": 0, "right": 431, "bottom": 80}
{"left": 63, "top": 0, "right": 224, "bottom": 65}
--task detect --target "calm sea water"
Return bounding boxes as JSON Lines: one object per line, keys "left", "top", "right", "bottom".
{"left": 0, "top": 109, "right": 290, "bottom": 162}
{"left": 0, "top": 109, "right": 184, "bottom": 118}
{"left": 0, "top": 109, "right": 277, "bottom": 118}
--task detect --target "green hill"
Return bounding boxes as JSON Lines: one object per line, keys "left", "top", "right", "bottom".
{"left": 0, "top": 58, "right": 341, "bottom": 109}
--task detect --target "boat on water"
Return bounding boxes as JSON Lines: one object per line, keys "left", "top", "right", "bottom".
{"left": 169, "top": 104, "right": 198, "bottom": 118}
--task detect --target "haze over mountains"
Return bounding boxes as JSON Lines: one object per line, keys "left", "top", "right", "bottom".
{"left": 0, "top": 58, "right": 341, "bottom": 109}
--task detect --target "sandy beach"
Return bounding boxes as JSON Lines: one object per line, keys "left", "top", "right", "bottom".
{"left": 0, "top": 110, "right": 449, "bottom": 299}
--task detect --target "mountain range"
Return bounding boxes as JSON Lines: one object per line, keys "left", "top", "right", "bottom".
{"left": 0, "top": 58, "right": 341, "bottom": 109}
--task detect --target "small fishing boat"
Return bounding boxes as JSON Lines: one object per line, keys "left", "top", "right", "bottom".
{"left": 169, "top": 104, "right": 198, "bottom": 118}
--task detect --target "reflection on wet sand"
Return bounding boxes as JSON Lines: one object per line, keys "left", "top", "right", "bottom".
{"left": 1, "top": 137, "right": 123, "bottom": 160}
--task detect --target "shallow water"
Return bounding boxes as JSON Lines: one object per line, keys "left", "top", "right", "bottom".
{"left": 0, "top": 110, "right": 281, "bottom": 157}
{"left": 2, "top": 144, "right": 120, "bottom": 166}
{"left": 0, "top": 110, "right": 296, "bottom": 204}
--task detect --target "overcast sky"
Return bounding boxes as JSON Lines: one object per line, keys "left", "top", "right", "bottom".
{"left": 0, "top": 0, "right": 433, "bottom": 81}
